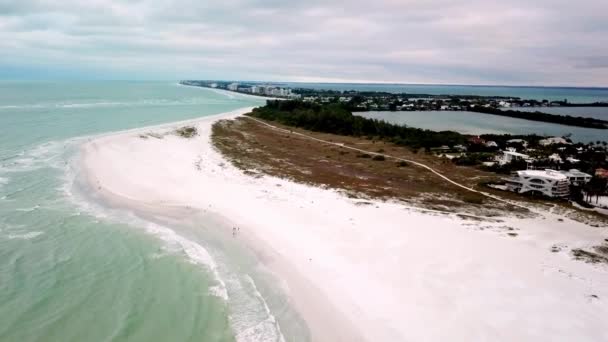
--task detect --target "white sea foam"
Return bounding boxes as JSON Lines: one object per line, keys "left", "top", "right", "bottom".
{"left": 234, "top": 275, "right": 286, "bottom": 342}
{"left": 209, "top": 285, "right": 230, "bottom": 301}
{"left": 65, "top": 107, "right": 294, "bottom": 342}
{"left": 7, "top": 231, "right": 44, "bottom": 240}
{"left": 0, "top": 98, "right": 233, "bottom": 111}
{"left": 61, "top": 155, "right": 231, "bottom": 303}
{"left": 143, "top": 221, "right": 230, "bottom": 299}
{"left": 0, "top": 139, "right": 80, "bottom": 173}
{"left": 15, "top": 205, "right": 41, "bottom": 212}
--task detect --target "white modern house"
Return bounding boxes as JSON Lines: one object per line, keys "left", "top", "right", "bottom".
{"left": 496, "top": 150, "right": 530, "bottom": 165}
{"left": 548, "top": 153, "right": 563, "bottom": 163}
{"left": 559, "top": 169, "right": 593, "bottom": 186}
{"left": 539, "top": 137, "right": 570, "bottom": 146}
{"left": 505, "top": 170, "right": 570, "bottom": 197}
{"left": 507, "top": 138, "right": 528, "bottom": 147}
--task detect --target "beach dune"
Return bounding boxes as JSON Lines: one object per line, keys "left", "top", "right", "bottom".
{"left": 81, "top": 108, "right": 608, "bottom": 341}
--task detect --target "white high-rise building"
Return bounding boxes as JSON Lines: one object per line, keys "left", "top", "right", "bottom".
{"left": 227, "top": 83, "right": 239, "bottom": 91}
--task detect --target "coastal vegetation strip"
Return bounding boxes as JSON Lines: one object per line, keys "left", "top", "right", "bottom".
{"left": 468, "top": 106, "right": 608, "bottom": 129}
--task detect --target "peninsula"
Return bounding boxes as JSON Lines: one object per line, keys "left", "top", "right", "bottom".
{"left": 181, "top": 80, "right": 608, "bottom": 129}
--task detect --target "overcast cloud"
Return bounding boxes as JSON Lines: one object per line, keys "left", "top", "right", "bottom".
{"left": 0, "top": 0, "right": 607, "bottom": 86}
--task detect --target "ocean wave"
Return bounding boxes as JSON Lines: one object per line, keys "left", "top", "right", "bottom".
{"left": 7, "top": 231, "right": 44, "bottom": 240}
{"left": 143, "top": 221, "right": 230, "bottom": 301}
{"left": 0, "top": 139, "right": 81, "bottom": 173}
{"left": 0, "top": 98, "right": 234, "bottom": 111}
{"left": 61, "top": 130, "right": 286, "bottom": 342}
{"left": 61, "top": 160, "right": 230, "bottom": 302}
{"left": 15, "top": 205, "right": 41, "bottom": 212}
{"left": 234, "top": 275, "right": 286, "bottom": 342}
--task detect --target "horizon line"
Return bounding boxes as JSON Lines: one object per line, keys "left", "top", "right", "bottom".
{"left": 3, "top": 78, "right": 608, "bottom": 90}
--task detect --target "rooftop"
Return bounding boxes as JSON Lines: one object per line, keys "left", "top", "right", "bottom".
{"left": 515, "top": 169, "right": 568, "bottom": 181}
{"left": 503, "top": 150, "right": 530, "bottom": 158}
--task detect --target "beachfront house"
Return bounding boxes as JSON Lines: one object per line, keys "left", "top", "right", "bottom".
{"left": 539, "top": 137, "right": 570, "bottom": 146}
{"left": 485, "top": 141, "right": 498, "bottom": 148}
{"left": 496, "top": 150, "right": 530, "bottom": 166}
{"left": 505, "top": 170, "right": 570, "bottom": 197}
{"left": 596, "top": 168, "right": 608, "bottom": 179}
{"left": 548, "top": 153, "right": 563, "bottom": 163}
{"left": 507, "top": 138, "right": 528, "bottom": 148}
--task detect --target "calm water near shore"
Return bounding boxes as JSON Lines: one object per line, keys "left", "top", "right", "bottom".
{"left": 0, "top": 81, "right": 275, "bottom": 341}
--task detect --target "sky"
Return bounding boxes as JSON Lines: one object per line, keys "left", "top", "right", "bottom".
{"left": 0, "top": 0, "right": 607, "bottom": 86}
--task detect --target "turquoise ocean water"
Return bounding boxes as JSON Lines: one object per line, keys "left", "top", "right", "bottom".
{"left": 1, "top": 81, "right": 607, "bottom": 342}
{"left": 0, "top": 81, "right": 305, "bottom": 342}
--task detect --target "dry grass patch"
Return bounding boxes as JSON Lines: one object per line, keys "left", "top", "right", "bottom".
{"left": 212, "top": 117, "right": 528, "bottom": 217}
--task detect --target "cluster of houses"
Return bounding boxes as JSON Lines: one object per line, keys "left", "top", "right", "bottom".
{"left": 493, "top": 138, "right": 605, "bottom": 198}
{"left": 437, "top": 135, "right": 607, "bottom": 198}
{"left": 300, "top": 93, "right": 575, "bottom": 112}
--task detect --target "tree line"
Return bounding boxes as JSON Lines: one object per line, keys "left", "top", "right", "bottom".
{"left": 250, "top": 100, "right": 467, "bottom": 149}
{"left": 468, "top": 106, "right": 608, "bottom": 129}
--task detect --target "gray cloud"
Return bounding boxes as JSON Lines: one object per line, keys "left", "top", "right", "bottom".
{"left": 1, "top": 0, "right": 607, "bottom": 85}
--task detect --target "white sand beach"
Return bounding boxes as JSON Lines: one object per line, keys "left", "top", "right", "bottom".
{"left": 80, "top": 108, "right": 608, "bottom": 342}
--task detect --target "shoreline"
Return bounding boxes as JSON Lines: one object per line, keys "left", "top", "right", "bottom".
{"left": 77, "top": 107, "right": 608, "bottom": 341}
{"left": 77, "top": 107, "right": 364, "bottom": 341}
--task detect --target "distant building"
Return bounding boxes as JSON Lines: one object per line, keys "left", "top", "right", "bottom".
{"left": 596, "top": 168, "right": 608, "bottom": 179}
{"left": 507, "top": 139, "right": 528, "bottom": 148}
{"left": 251, "top": 86, "right": 259, "bottom": 94}
{"left": 559, "top": 169, "right": 592, "bottom": 186}
{"left": 505, "top": 170, "right": 570, "bottom": 197}
{"left": 485, "top": 141, "right": 498, "bottom": 148}
{"left": 548, "top": 153, "right": 563, "bottom": 163}
{"left": 227, "top": 83, "right": 239, "bottom": 91}
{"left": 496, "top": 150, "right": 530, "bottom": 165}
{"left": 539, "top": 137, "right": 570, "bottom": 146}
{"left": 468, "top": 136, "right": 485, "bottom": 145}
{"left": 566, "top": 157, "right": 581, "bottom": 164}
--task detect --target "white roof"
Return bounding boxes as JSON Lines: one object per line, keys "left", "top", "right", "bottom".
{"left": 560, "top": 169, "right": 592, "bottom": 178}
{"left": 503, "top": 151, "right": 529, "bottom": 158}
{"left": 516, "top": 169, "right": 568, "bottom": 181}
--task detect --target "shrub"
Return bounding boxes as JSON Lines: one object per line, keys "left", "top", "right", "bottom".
{"left": 372, "top": 155, "right": 385, "bottom": 161}
{"left": 175, "top": 126, "right": 198, "bottom": 138}
{"left": 462, "top": 193, "right": 484, "bottom": 204}
{"left": 397, "top": 161, "right": 409, "bottom": 167}
{"left": 357, "top": 153, "right": 372, "bottom": 158}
